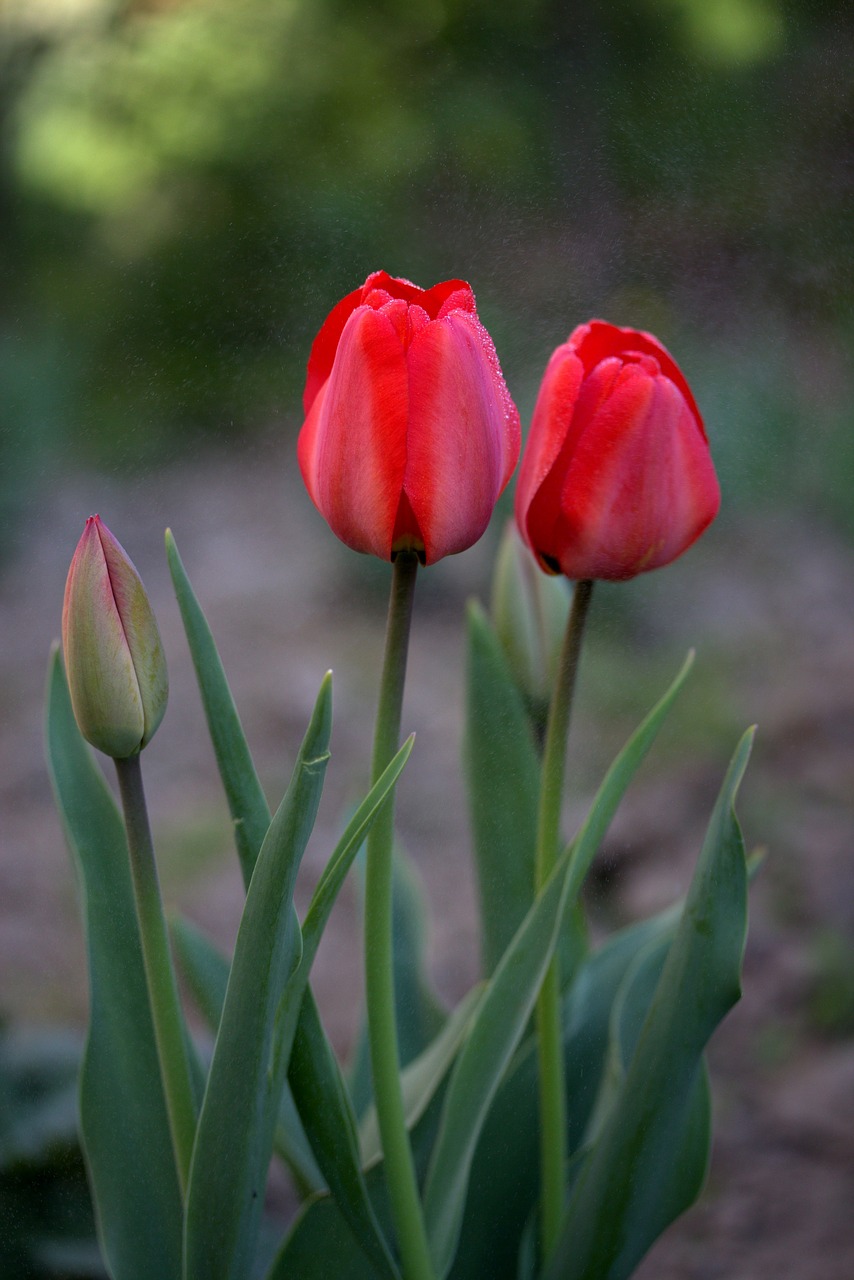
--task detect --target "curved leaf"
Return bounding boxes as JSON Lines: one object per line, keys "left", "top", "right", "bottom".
{"left": 463, "top": 601, "right": 539, "bottom": 974}
{"left": 170, "top": 915, "right": 324, "bottom": 1196}
{"left": 545, "top": 728, "right": 754, "bottom": 1280}
{"left": 183, "top": 674, "right": 332, "bottom": 1280}
{"left": 423, "top": 654, "right": 695, "bottom": 1278}
{"left": 288, "top": 992, "right": 399, "bottom": 1279}
{"left": 45, "top": 649, "right": 183, "bottom": 1280}
{"left": 166, "top": 529, "right": 270, "bottom": 885}
{"left": 447, "top": 906, "right": 681, "bottom": 1280}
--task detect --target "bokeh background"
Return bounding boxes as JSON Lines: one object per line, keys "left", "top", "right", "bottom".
{"left": 1, "top": 0, "right": 853, "bottom": 1275}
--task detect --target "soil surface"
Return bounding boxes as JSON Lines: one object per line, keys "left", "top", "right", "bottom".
{"left": 3, "top": 442, "right": 854, "bottom": 1277}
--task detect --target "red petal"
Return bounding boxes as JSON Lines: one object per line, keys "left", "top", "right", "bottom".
{"left": 298, "top": 306, "right": 408, "bottom": 559}
{"left": 405, "top": 312, "right": 519, "bottom": 564}
{"left": 555, "top": 368, "right": 719, "bottom": 580}
{"left": 569, "top": 320, "right": 705, "bottom": 439}
{"left": 515, "top": 345, "right": 584, "bottom": 564}
{"left": 303, "top": 284, "right": 365, "bottom": 414}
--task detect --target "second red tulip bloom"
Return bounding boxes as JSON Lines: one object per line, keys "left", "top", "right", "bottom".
{"left": 515, "top": 321, "right": 721, "bottom": 581}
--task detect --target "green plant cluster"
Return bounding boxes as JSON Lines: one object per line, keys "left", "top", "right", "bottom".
{"left": 44, "top": 528, "right": 753, "bottom": 1279}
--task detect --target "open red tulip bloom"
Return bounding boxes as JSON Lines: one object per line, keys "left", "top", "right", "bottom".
{"left": 515, "top": 321, "right": 721, "bottom": 581}
{"left": 298, "top": 271, "right": 521, "bottom": 565}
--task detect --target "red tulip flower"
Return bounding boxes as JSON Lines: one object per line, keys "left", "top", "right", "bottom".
{"left": 298, "top": 271, "right": 521, "bottom": 565}
{"left": 515, "top": 321, "right": 720, "bottom": 582}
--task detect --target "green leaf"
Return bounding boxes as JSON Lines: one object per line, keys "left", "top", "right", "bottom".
{"left": 288, "top": 991, "right": 399, "bottom": 1280}
{"left": 166, "top": 528, "right": 270, "bottom": 887}
{"left": 359, "top": 984, "right": 484, "bottom": 1168}
{"left": 447, "top": 906, "right": 681, "bottom": 1280}
{"left": 423, "top": 653, "right": 695, "bottom": 1279}
{"left": 267, "top": 1194, "right": 382, "bottom": 1280}
{"left": 45, "top": 648, "right": 183, "bottom": 1280}
{"left": 266, "top": 1086, "right": 448, "bottom": 1280}
{"left": 349, "top": 848, "right": 447, "bottom": 1117}
{"left": 168, "top": 528, "right": 413, "bottom": 1216}
{"left": 562, "top": 651, "right": 695, "bottom": 907}
{"left": 170, "top": 915, "right": 324, "bottom": 1196}
{"left": 174, "top": 732, "right": 415, "bottom": 1260}
{"left": 422, "top": 830, "right": 576, "bottom": 1277}
{"left": 183, "top": 673, "right": 332, "bottom": 1280}
{"left": 463, "top": 601, "right": 539, "bottom": 975}
{"left": 301, "top": 739, "right": 415, "bottom": 977}
{"left": 545, "top": 728, "right": 754, "bottom": 1280}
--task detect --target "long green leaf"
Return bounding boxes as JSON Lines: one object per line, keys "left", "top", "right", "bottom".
{"left": 45, "top": 648, "right": 183, "bottom": 1280}
{"left": 170, "top": 915, "right": 324, "bottom": 1196}
{"left": 301, "top": 739, "right": 415, "bottom": 974}
{"left": 268, "top": 1194, "right": 383, "bottom": 1280}
{"left": 563, "top": 651, "right": 695, "bottom": 906}
{"left": 166, "top": 529, "right": 270, "bottom": 885}
{"left": 169, "top": 528, "right": 411, "bottom": 1228}
{"left": 267, "top": 1071, "right": 449, "bottom": 1280}
{"left": 288, "top": 992, "right": 400, "bottom": 1279}
{"left": 447, "top": 907, "right": 681, "bottom": 1280}
{"left": 545, "top": 728, "right": 754, "bottom": 1280}
{"left": 463, "top": 602, "right": 539, "bottom": 974}
{"left": 174, "top": 738, "right": 414, "bottom": 1275}
{"left": 183, "top": 674, "right": 332, "bottom": 1280}
{"left": 423, "top": 653, "right": 695, "bottom": 1279}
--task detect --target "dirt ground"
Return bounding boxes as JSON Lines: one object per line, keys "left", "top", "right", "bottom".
{"left": 2, "top": 442, "right": 853, "bottom": 1278}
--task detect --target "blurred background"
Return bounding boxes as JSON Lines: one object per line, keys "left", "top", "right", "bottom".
{"left": 1, "top": 0, "right": 853, "bottom": 1275}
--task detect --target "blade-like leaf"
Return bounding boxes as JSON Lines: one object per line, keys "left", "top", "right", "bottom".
{"left": 170, "top": 915, "right": 324, "bottom": 1195}
{"left": 266, "top": 1080, "right": 448, "bottom": 1280}
{"left": 183, "top": 674, "right": 332, "bottom": 1280}
{"left": 422, "top": 824, "right": 577, "bottom": 1278}
{"left": 447, "top": 905, "right": 681, "bottom": 1280}
{"left": 168, "top": 529, "right": 412, "bottom": 1219}
{"left": 173, "top": 729, "right": 413, "bottom": 1274}
{"left": 463, "top": 601, "right": 539, "bottom": 974}
{"left": 424, "top": 653, "right": 695, "bottom": 1279}
{"left": 301, "top": 738, "right": 415, "bottom": 975}
{"left": 562, "top": 651, "right": 695, "bottom": 907}
{"left": 45, "top": 649, "right": 183, "bottom": 1280}
{"left": 166, "top": 529, "right": 270, "bottom": 886}
{"left": 288, "top": 991, "right": 399, "bottom": 1279}
{"left": 267, "top": 1194, "right": 383, "bottom": 1280}
{"left": 545, "top": 728, "right": 754, "bottom": 1280}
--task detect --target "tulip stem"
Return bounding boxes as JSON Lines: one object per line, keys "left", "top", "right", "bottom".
{"left": 115, "top": 753, "right": 197, "bottom": 1200}
{"left": 534, "top": 577, "right": 594, "bottom": 1261}
{"left": 364, "top": 552, "right": 435, "bottom": 1280}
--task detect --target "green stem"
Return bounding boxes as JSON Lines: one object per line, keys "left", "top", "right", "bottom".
{"left": 534, "top": 578, "right": 594, "bottom": 1261}
{"left": 115, "top": 753, "right": 197, "bottom": 1199}
{"left": 364, "top": 552, "right": 435, "bottom": 1280}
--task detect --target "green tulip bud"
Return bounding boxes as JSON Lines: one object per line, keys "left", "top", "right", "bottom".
{"left": 491, "top": 520, "right": 571, "bottom": 715}
{"left": 62, "top": 515, "right": 168, "bottom": 758}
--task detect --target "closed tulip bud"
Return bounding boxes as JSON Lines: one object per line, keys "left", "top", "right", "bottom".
{"left": 491, "top": 521, "right": 570, "bottom": 712}
{"left": 62, "top": 516, "right": 168, "bottom": 758}
{"left": 298, "top": 270, "right": 521, "bottom": 565}
{"left": 515, "top": 321, "right": 720, "bottom": 582}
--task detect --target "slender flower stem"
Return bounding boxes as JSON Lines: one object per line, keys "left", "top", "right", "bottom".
{"left": 115, "top": 753, "right": 197, "bottom": 1199}
{"left": 534, "top": 578, "right": 594, "bottom": 1261}
{"left": 364, "top": 552, "right": 435, "bottom": 1280}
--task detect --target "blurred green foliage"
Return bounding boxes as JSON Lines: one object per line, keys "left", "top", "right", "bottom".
{"left": 0, "top": 0, "right": 851, "bottom": 534}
